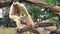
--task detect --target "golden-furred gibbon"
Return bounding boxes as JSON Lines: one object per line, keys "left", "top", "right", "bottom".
{"left": 9, "top": 1, "right": 34, "bottom": 28}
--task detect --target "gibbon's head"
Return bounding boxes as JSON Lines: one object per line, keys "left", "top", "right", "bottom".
{"left": 13, "top": 1, "right": 20, "bottom": 7}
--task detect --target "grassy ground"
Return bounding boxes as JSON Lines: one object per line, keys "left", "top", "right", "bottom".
{"left": 0, "top": 27, "right": 15, "bottom": 34}
{"left": 0, "top": 27, "right": 33, "bottom": 34}
{"left": 0, "top": 27, "right": 60, "bottom": 34}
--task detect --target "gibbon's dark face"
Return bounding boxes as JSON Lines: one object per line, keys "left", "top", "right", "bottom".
{"left": 13, "top": 1, "right": 20, "bottom": 7}
{"left": 13, "top": 1, "right": 19, "bottom": 7}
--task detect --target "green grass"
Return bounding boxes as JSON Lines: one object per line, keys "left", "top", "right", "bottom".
{"left": 0, "top": 27, "right": 15, "bottom": 34}
{"left": 0, "top": 27, "right": 33, "bottom": 34}
{"left": 0, "top": 27, "right": 60, "bottom": 34}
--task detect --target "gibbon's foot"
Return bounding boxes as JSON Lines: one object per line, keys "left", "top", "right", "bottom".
{"left": 32, "top": 23, "right": 35, "bottom": 27}
{"left": 30, "top": 23, "right": 35, "bottom": 28}
{"left": 28, "top": 23, "right": 35, "bottom": 28}
{"left": 17, "top": 26, "right": 24, "bottom": 29}
{"left": 17, "top": 24, "right": 27, "bottom": 29}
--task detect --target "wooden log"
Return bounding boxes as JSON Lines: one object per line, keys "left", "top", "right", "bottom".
{"left": 15, "top": 25, "right": 33, "bottom": 33}
{"left": 15, "top": 22, "right": 52, "bottom": 34}
{"left": 15, "top": 25, "right": 57, "bottom": 34}
{"left": 44, "top": 26, "right": 57, "bottom": 31}
{"left": 32, "top": 27, "right": 50, "bottom": 34}
{"left": 15, "top": 17, "right": 58, "bottom": 33}
{"left": 14, "top": 18, "right": 58, "bottom": 34}
{"left": 34, "top": 22, "right": 52, "bottom": 28}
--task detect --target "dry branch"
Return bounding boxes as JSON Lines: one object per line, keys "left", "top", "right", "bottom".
{"left": 26, "top": 0, "right": 60, "bottom": 13}
{"left": 15, "top": 23, "right": 57, "bottom": 34}
{"left": 15, "top": 22, "right": 57, "bottom": 34}
{"left": 15, "top": 20, "right": 52, "bottom": 33}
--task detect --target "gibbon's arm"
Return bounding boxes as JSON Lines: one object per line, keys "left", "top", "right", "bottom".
{"left": 9, "top": 4, "right": 14, "bottom": 16}
{"left": 19, "top": 4, "right": 35, "bottom": 26}
{"left": 9, "top": 2, "right": 21, "bottom": 19}
{"left": 9, "top": 4, "right": 15, "bottom": 19}
{"left": 9, "top": 4, "right": 19, "bottom": 19}
{"left": 16, "top": 3, "right": 29, "bottom": 16}
{"left": 9, "top": 3, "right": 22, "bottom": 28}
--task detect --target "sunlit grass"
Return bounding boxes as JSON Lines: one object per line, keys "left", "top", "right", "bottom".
{"left": 0, "top": 27, "right": 34, "bottom": 34}
{"left": 0, "top": 27, "right": 15, "bottom": 34}
{"left": 0, "top": 27, "right": 60, "bottom": 34}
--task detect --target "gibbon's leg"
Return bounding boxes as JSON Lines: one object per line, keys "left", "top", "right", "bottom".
{"left": 9, "top": 4, "right": 22, "bottom": 28}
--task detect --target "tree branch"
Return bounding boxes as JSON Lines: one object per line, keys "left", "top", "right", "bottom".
{"left": 15, "top": 20, "right": 52, "bottom": 33}
{"left": 26, "top": 0, "right": 60, "bottom": 13}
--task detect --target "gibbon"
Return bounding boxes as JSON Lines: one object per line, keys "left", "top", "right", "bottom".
{"left": 9, "top": 1, "right": 34, "bottom": 28}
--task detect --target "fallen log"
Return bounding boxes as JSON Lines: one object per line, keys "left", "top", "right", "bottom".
{"left": 14, "top": 17, "right": 58, "bottom": 34}
{"left": 15, "top": 22, "right": 52, "bottom": 33}
{"left": 15, "top": 24, "right": 57, "bottom": 34}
